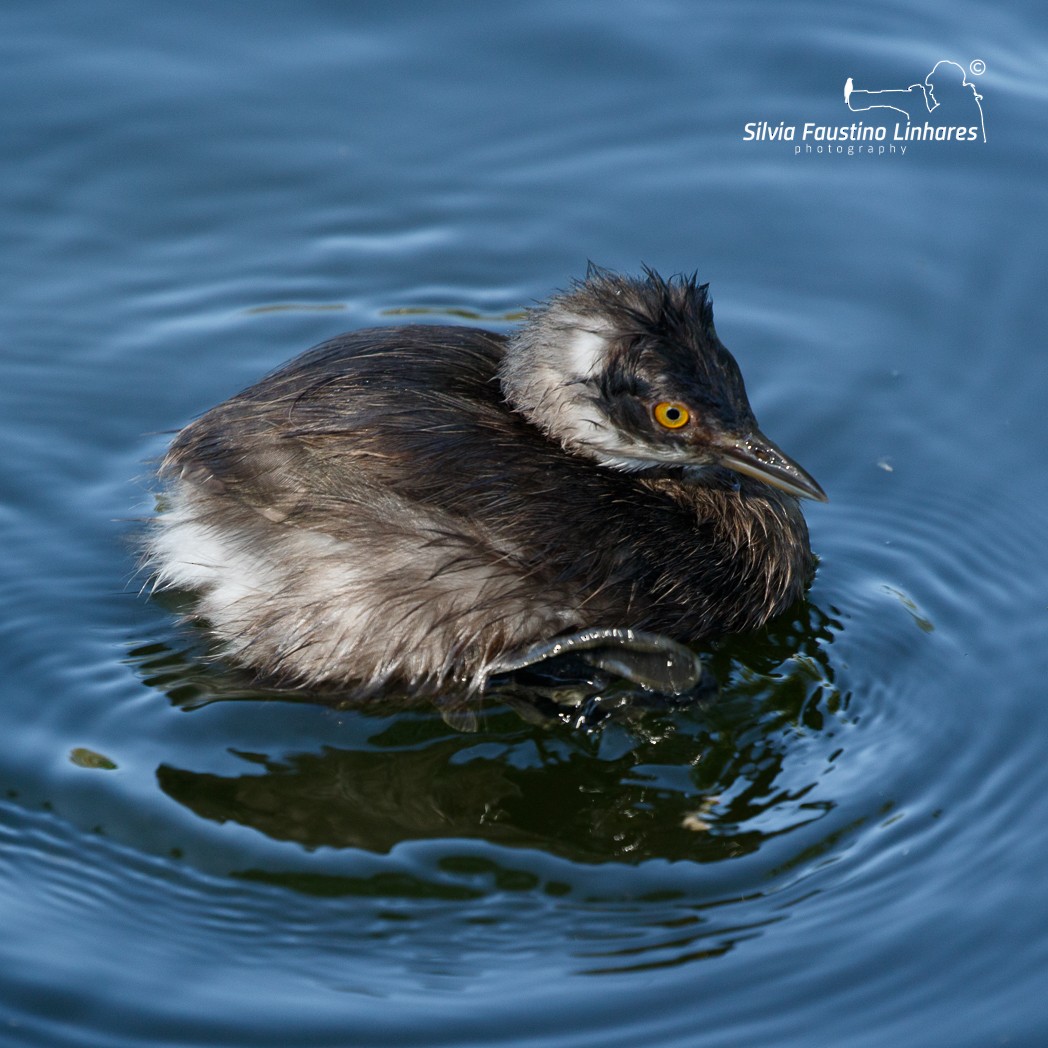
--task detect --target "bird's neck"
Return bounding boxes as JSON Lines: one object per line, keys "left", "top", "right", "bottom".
{"left": 640, "top": 472, "right": 815, "bottom": 633}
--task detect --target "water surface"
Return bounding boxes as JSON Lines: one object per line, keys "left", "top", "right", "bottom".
{"left": 2, "top": 2, "right": 1048, "bottom": 1046}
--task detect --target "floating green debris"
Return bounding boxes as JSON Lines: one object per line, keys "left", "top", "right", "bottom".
{"left": 883, "top": 585, "right": 935, "bottom": 633}
{"left": 381, "top": 306, "right": 527, "bottom": 321}
{"left": 69, "top": 747, "right": 118, "bottom": 770}
{"left": 243, "top": 303, "right": 347, "bottom": 315}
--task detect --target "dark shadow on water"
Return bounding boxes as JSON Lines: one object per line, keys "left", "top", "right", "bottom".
{"left": 129, "top": 599, "right": 848, "bottom": 871}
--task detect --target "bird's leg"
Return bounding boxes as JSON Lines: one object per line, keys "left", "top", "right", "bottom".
{"left": 488, "top": 627, "right": 704, "bottom": 696}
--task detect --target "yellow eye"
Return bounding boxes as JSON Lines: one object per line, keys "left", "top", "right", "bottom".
{"left": 653, "top": 402, "right": 691, "bottom": 429}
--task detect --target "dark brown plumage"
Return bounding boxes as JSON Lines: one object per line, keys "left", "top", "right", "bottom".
{"left": 148, "top": 267, "right": 825, "bottom": 696}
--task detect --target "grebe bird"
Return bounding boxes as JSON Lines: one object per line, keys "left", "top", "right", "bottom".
{"left": 148, "top": 267, "right": 826, "bottom": 700}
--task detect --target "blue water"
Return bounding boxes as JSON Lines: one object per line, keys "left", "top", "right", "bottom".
{"left": 3, "top": 2, "right": 1048, "bottom": 1045}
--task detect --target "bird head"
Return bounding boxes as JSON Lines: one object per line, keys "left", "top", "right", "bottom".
{"left": 500, "top": 266, "right": 827, "bottom": 502}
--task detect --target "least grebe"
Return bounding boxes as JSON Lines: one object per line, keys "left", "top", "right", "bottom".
{"left": 148, "top": 267, "right": 826, "bottom": 697}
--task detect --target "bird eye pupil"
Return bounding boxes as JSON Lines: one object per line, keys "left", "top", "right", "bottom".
{"left": 666, "top": 407, "right": 681, "bottom": 421}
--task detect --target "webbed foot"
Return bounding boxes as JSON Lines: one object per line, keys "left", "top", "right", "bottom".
{"left": 489, "top": 627, "right": 703, "bottom": 695}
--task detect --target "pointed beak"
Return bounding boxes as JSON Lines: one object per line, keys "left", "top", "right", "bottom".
{"left": 714, "top": 429, "right": 828, "bottom": 502}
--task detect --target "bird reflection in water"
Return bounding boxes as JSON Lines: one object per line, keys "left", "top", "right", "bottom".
{"left": 132, "top": 599, "right": 845, "bottom": 866}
